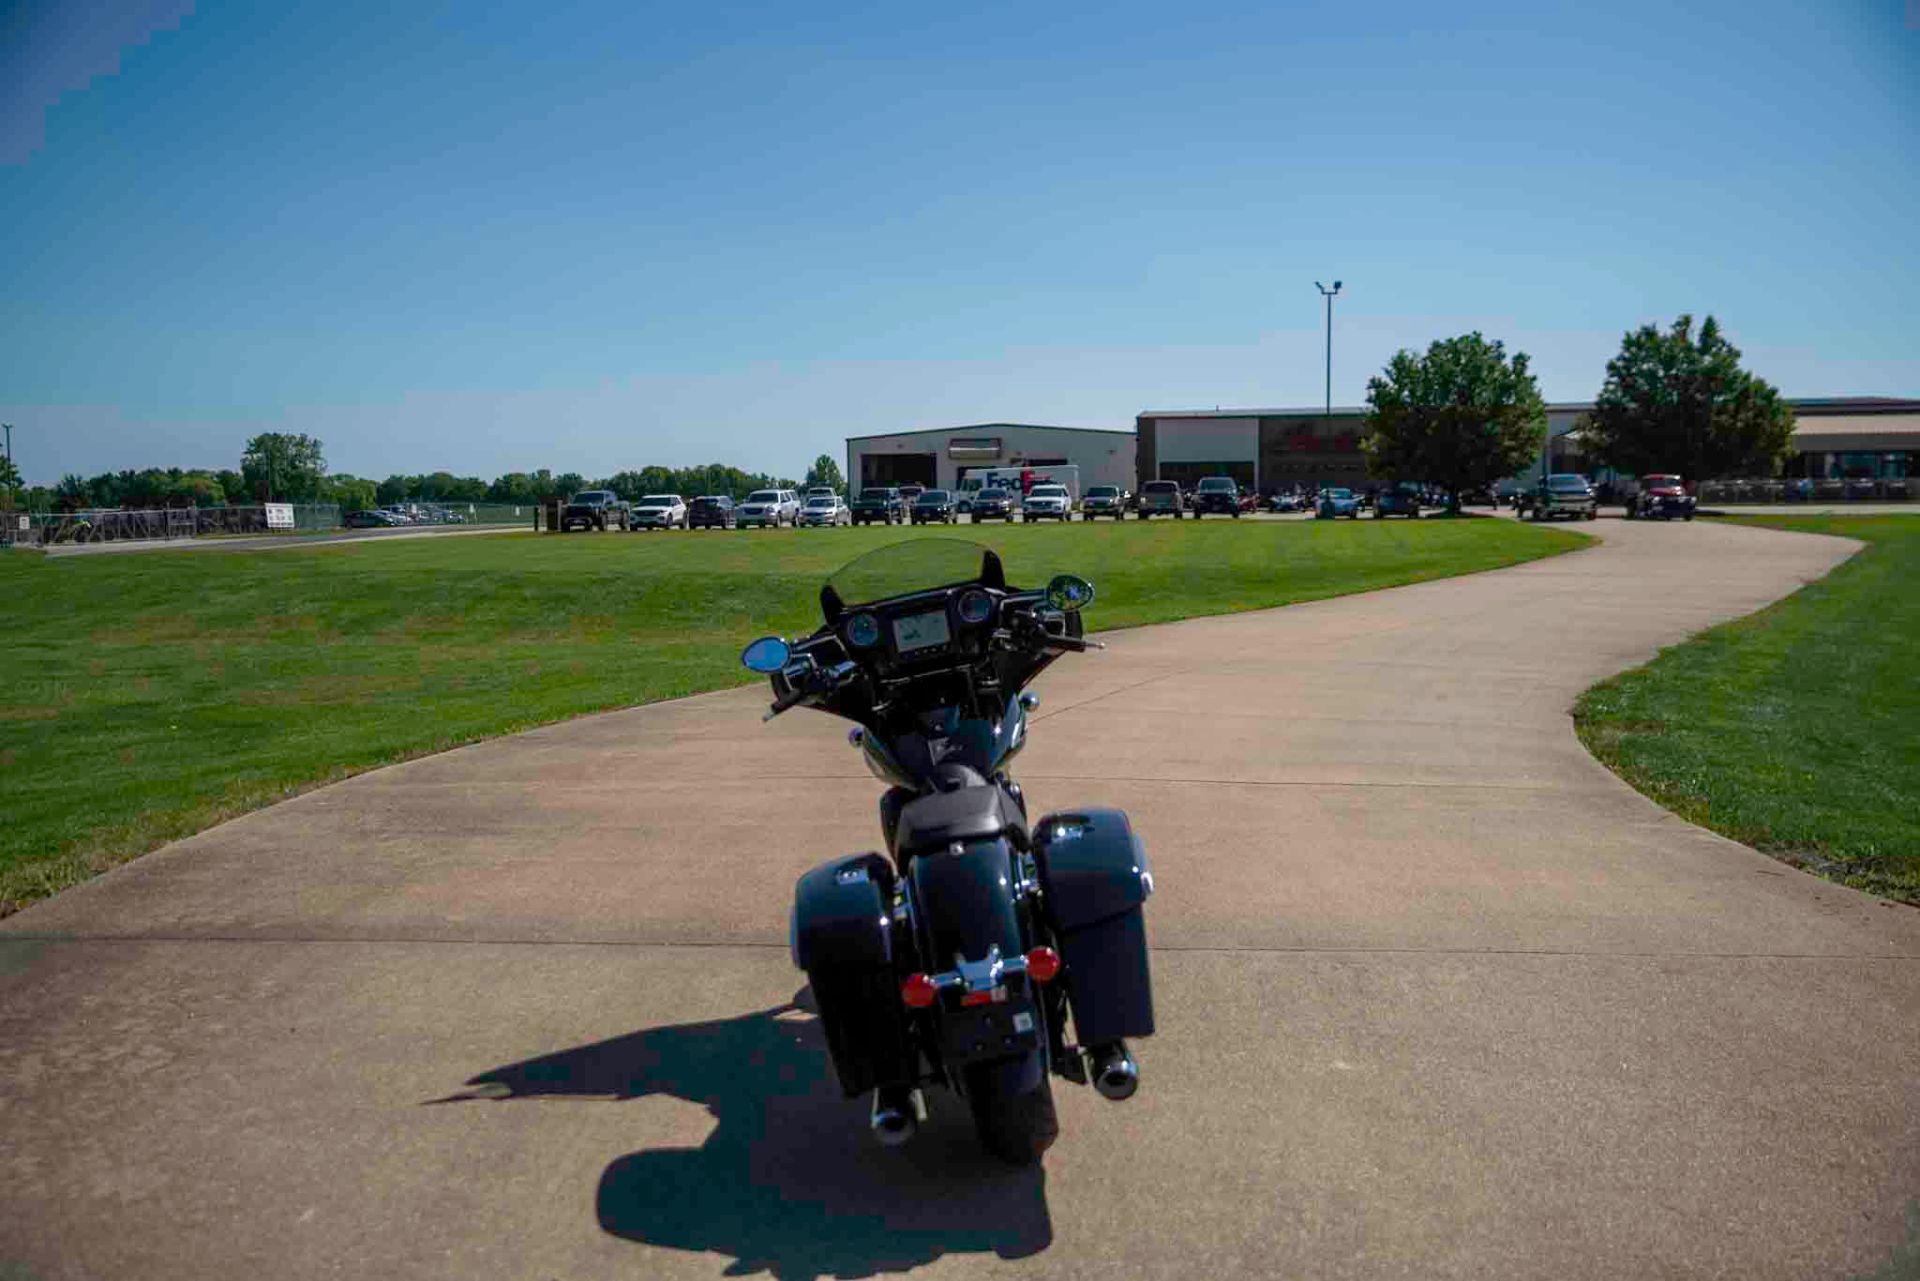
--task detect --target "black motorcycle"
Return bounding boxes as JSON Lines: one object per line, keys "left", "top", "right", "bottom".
{"left": 740, "top": 539, "right": 1155, "bottom": 1165}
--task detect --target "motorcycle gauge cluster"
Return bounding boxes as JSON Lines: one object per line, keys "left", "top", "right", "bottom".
{"left": 845, "top": 612, "right": 881, "bottom": 648}
{"left": 957, "top": 589, "right": 993, "bottom": 626}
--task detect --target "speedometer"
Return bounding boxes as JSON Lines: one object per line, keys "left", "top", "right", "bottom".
{"left": 845, "top": 612, "right": 881, "bottom": 648}
{"left": 957, "top": 589, "right": 993, "bottom": 625}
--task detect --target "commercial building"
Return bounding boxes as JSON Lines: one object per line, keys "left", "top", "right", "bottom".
{"left": 1136, "top": 397, "right": 1920, "bottom": 494}
{"left": 845, "top": 423, "right": 1135, "bottom": 494}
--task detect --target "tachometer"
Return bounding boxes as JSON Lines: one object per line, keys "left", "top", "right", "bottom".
{"left": 957, "top": 589, "right": 993, "bottom": 625}
{"left": 845, "top": 612, "right": 881, "bottom": 648}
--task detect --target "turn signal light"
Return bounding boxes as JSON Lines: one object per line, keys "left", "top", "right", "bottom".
{"left": 1025, "top": 947, "right": 1061, "bottom": 983}
{"left": 901, "top": 973, "right": 939, "bottom": 1008}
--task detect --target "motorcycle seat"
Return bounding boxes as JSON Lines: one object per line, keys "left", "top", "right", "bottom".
{"left": 896, "top": 785, "right": 1027, "bottom": 855}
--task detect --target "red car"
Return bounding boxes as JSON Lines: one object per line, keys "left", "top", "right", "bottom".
{"left": 1627, "top": 474, "right": 1696, "bottom": 521}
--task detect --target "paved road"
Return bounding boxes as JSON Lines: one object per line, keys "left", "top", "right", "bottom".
{"left": 4, "top": 519, "right": 1916, "bottom": 1281}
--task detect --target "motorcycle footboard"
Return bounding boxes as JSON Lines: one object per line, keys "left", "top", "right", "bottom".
{"left": 792, "top": 853, "right": 914, "bottom": 1096}
{"left": 1033, "top": 809, "right": 1156, "bottom": 1044}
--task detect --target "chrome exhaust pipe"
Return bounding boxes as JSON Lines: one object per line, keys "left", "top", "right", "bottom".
{"left": 870, "top": 1085, "right": 924, "bottom": 1146}
{"left": 1089, "top": 1043, "right": 1139, "bottom": 1101}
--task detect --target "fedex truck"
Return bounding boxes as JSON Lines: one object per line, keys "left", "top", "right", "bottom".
{"left": 956, "top": 464, "right": 1081, "bottom": 503}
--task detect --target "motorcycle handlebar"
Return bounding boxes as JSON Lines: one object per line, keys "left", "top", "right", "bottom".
{"left": 763, "top": 658, "right": 859, "bottom": 721}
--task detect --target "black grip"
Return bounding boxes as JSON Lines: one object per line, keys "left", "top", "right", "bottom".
{"left": 768, "top": 685, "right": 808, "bottom": 716}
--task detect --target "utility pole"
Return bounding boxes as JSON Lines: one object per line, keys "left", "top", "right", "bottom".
{"left": 2, "top": 422, "right": 13, "bottom": 507}
{"left": 1314, "top": 282, "right": 1342, "bottom": 416}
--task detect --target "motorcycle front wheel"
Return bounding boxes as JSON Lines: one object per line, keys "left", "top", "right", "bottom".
{"left": 964, "top": 1051, "right": 1059, "bottom": 1165}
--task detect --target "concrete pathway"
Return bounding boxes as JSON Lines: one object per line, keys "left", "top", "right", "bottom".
{"left": 4, "top": 519, "right": 1916, "bottom": 1280}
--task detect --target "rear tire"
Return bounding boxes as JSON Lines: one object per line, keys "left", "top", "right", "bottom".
{"left": 965, "top": 1053, "right": 1059, "bottom": 1166}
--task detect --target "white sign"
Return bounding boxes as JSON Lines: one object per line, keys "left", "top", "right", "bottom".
{"left": 265, "top": 503, "right": 295, "bottom": 530}
{"left": 14, "top": 515, "right": 26, "bottom": 532}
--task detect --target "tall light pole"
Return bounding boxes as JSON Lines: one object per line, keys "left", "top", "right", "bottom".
{"left": 1314, "top": 281, "right": 1342, "bottom": 416}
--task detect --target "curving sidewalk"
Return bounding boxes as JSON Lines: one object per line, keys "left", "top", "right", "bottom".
{"left": 3, "top": 518, "right": 1916, "bottom": 1280}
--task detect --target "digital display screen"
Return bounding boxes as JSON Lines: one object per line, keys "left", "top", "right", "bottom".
{"left": 893, "top": 610, "right": 952, "bottom": 653}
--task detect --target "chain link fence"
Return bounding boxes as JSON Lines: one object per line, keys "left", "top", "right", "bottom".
{"left": 6, "top": 501, "right": 548, "bottom": 547}
{"left": 19, "top": 504, "right": 341, "bottom": 546}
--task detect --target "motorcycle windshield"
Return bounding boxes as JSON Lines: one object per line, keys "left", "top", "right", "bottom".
{"left": 826, "top": 538, "right": 990, "bottom": 607}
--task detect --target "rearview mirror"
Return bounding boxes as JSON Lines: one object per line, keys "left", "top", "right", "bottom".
{"left": 740, "top": 636, "right": 791, "bottom": 673}
{"left": 1045, "top": 574, "right": 1094, "bottom": 612}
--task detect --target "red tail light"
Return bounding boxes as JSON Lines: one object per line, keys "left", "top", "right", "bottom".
{"left": 1025, "top": 947, "right": 1061, "bottom": 983}
{"left": 901, "top": 973, "right": 938, "bottom": 1008}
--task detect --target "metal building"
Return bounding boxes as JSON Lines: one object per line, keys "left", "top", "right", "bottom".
{"left": 845, "top": 423, "right": 1135, "bottom": 494}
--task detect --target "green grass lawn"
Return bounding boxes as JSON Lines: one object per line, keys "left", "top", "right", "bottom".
{"left": 1576, "top": 514, "right": 1920, "bottom": 904}
{"left": 0, "top": 517, "right": 1581, "bottom": 913}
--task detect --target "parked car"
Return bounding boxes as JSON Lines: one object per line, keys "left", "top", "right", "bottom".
{"left": 632, "top": 493, "right": 688, "bottom": 530}
{"left": 804, "top": 486, "right": 839, "bottom": 503}
{"left": 560, "top": 490, "right": 631, "bottom": 531}
{"left": 737, "top": 488, "right": 799, "bottom": 528}
{"left": 1020, "top": 483, "right": 1071, "bottom": 522}
{"left": 896, "top": 483, "right": 927, "bottom": 507}
{"left": 968, "top": 486, "right": 1017, "bottom": 523}
{"left": 1524, "top": 473, "right": 1599, "bottom": 521}
{"left": 345, "top": 509, "right": 403, "bottom": 528}
{"left": 687, "top": 495, "right": 736, "bottom": 529}
{"left": 1625, "top": 474, "right": 1696, "bottom": 521}
{"left": 798, "top": 494, "right": 851, "bottom": 527}
{"left": 1136, "top": 479, "right": 1185, "bottom": 519}
{"left": 910, "top": 488, "right": 958, "bottom": 524}
{"left": 850, "top": 486, "right": 907, "bottom": 525}
{"left": 1191, "top": 476, "right": 1241, "bottom": 518}
{"left": 1375, "top": 483, "right": 1422, "bottom": 519}
{"left": 1316, "top": 487, "right": 1362, "bottom": 520}
{"left": 1079, "top": 484, "right": 1126, "bottom": 519}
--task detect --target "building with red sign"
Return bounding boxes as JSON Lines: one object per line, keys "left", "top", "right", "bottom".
{"left": 1137, "top": 399, "right": 1919, "bottom": 496}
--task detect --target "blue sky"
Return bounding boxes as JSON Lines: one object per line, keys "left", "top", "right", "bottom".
{"left": 3, "top": 0, "right": 1915, "bottom": 484}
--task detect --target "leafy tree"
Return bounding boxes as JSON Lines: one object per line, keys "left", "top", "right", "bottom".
{"left": 56, "top": 474, "right": 93, "bottom": 508}
{"left": 241, "top": 433, "right": 326, "bottom": 501}
{"left": 486, "top": 472, "right": 537, "bottom": 503}
{"left": 1361, "top": 332, "right": 1548, "bottom": 512}
{"left": 0, "top": 454, "right": 19, "bottom": 507}
{"left": 803, "top": 454, "right": 844, "bottom": 492}
{"left": 1582, "top": 315, "right": 1794, "bottom": 481}
{"left": 324, "top": 474, "right": 378, "bottom": 511}
{"left": 553, "top": 472, "right": 586, "bottom": 498}
{"left": 164, "top": 472, "right": 227, "bottom": 507}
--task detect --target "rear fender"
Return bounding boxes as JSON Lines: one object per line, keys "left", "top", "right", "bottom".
{"left": 908, "top": 837, "right": 1023, "bottom": 968}
{"left": 908, "top": 837, "right": 1042, "bottom": 1072}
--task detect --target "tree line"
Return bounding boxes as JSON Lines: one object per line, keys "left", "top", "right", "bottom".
{"left": 7, "top": 434, "right": 819, "bottom": 514}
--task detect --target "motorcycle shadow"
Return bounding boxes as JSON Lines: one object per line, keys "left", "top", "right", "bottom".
{"left": 437, "top": 987, "right": 1052, "bottom": 1279}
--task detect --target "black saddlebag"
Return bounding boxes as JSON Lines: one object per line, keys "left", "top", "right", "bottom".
{"left": 791, "top": 852, "right": 913, "bottom": 1096}
{"left": 1032, "top": 809, "right": 1155, "bottom": 1044}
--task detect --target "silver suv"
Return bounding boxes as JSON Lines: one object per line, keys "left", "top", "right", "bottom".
{"left": 737, "top": 488, "right": 799, "bottom": 528}
{"left": 1137, "top": 479, "right": 1185, "bottom": 519}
